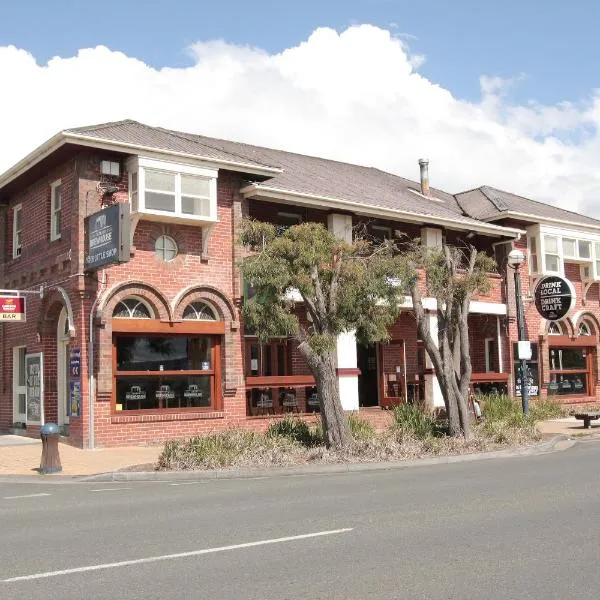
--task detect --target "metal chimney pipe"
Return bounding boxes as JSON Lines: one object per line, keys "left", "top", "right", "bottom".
{"left": 418, "top": 158, "right": 430, "bottom": 196}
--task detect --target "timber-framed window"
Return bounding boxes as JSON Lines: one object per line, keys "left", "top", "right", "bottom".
{"left": 112, "top": 318, "right": 224, "bottom": 413}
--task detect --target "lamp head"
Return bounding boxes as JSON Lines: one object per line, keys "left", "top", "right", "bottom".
{"left": 507, "top": 248, "right": 525, "bottom": 268}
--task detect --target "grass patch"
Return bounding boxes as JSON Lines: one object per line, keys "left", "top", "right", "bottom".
{"left": 348, "top": 413, "right": 376, "bottom": 441}
{"left": 157, "top": 429, "right": 305, "bottom": 470}
{"left": 530, "top": 399, "right": 566, "bottom": 421}
{"left": 392, "top": 404, "right": 441, "bottom": 439}
{"left": 267, "top": 416, "right": 315, "bottom": 446}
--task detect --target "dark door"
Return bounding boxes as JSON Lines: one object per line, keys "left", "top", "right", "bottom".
{"left": 357, "top": 344, "right": 378, "bottom": 406}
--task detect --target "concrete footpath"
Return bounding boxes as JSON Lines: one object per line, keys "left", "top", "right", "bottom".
{"left": 0, "top": 435, "right": 160, "bottom": 477}
{"left": 0, "top": 417, "right": 597, "bottom": 480}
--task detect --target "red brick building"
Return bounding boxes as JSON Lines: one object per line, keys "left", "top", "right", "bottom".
{"left": 1, "top": 120, "right": 599, "bottom": 447}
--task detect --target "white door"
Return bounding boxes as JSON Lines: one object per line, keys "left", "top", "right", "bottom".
{"left": 57, "top": 308, "right": 70, "bottom": 426}
{"left": 12, "top": 346, "right": 27, "bottom": 424}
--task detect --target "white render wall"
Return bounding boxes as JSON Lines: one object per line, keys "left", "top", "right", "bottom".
{"left": 328, "top": 214, "right": 360, "bottom": 411}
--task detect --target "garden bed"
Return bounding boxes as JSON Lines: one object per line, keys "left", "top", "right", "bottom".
{"left": 156, "top": 398, "right": 556, "bottom": 472}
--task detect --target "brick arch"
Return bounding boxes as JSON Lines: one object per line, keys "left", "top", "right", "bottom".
{"left": 37, "top": 287, "right": 73, "bottom": 338}
{"left": 172, "top": 285, "right": 238, "bottom": 325}
{"left": 172, "top": 285, "right": 240, "bottom": 393}
{"left": 97, "top": 281, "right": 171, "bottom": 323}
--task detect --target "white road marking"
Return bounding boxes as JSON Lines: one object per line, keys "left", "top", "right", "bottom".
{"left": 3, "top": 493, "right": 51, "bottom": 500}
{"left": 2, "top": 528, "right": 354, "bottom": 583}
{"left": 90, "top": 487, "right": 133, "bottom": 492}
{"left": 168, "top": 482, "right": 205, "bottom": 486}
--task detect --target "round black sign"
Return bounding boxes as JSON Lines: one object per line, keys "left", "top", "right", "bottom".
{"left": 534, "top": 275, "right": 575, "bottom": 321}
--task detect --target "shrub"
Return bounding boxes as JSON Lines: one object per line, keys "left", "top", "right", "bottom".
{"left": 480, "top": 394, "right": 565, "bottom": 424}
{"left": 266, "top": 416, "right": 314, "bottom": 446}
{"left": 530, "top": 399, "right": 565, "bottom": 421}
{"left": 392, "top": 404, "right": 439, "bottom": 439}
{"left": 158, "top": 429, "right": 302, "bottom": 470}
{"left": 480, "top": 394, "right": 521, "bottom": 422}
{"left": 348, "top": 413, "right": 375, "bottom": 441}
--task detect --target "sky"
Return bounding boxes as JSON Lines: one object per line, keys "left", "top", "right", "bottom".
{"left": 1, "top": 0, "right": 599, "bottom": 216}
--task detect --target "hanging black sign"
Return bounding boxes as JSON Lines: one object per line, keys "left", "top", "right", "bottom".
{"left": 533, "top": 275, "right": 575, "bottom": 321}
{"left": 84, "top": 203, "right": 131, "bottom": 271}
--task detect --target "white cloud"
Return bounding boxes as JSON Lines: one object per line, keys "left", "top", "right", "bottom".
{"left": 1, "top": 25, "right": 600, "bottom": 216}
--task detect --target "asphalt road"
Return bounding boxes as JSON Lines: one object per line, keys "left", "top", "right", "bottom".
{"left": 1, "top": 440, "right": 600, "bottom": 599}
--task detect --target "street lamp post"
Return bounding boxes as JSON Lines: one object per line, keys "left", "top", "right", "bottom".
{"left": 507, "top": 249, "right": 529, "bottom": 415}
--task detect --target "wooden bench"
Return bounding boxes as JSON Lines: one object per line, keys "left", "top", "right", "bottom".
{"left": 574, "top": 412, "right": 600, "bottom": 429}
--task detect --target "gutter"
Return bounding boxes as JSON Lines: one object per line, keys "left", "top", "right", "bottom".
{"left": 241, "top": 184, "right": 525, "bottom": 238}
{"left": 483, "top": 210, "right": 600, "bottom": 233}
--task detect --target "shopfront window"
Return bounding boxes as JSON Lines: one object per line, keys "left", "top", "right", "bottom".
{"left": 548, "top": 347, "right": 590, "bottom": 397}
{"left": 114, "top": 334, "right": 218, "bottom": 411}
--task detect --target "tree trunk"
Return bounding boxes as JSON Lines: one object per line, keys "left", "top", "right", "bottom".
{"left": 297, "top": 342, "right": 352, "bottom": 450}
{"left": 314, "top": 352, "right": 352, "bottom": 450}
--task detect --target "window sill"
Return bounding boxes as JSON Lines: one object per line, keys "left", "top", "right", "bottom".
{"left": 133, "top": 209, "right": 217, "bottom": 227}
{"left": 111, "top": 410, "right": 224, "bottom": 424}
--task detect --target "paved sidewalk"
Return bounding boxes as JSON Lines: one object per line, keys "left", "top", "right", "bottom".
{"left": 0, "top": 418, "right": 596, "bottom": 478}
{"left": 537, "top": 416, "right": 600, "bottom": 436}
{"left": 0, "top": 438, "right": 160, "bottom": 477}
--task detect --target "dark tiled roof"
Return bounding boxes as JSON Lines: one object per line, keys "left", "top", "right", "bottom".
{"left": 67, "top": 120, "right": 500, "bottom": 230}
{"left": 455, "top": 185, "right": 600, "bottom": 228}
{"left": 62, "top": 120, "right": 599, "bottom": 231}
{"left": 65, "top": 120, "right": 278, "bottom": 171}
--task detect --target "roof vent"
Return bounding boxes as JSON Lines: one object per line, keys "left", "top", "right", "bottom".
{"left": 418, "top": 159, "right": 430, "bottom": 196}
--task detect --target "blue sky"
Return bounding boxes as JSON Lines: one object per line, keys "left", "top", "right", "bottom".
{"left": 1, "top": 0, "right": 599, "bottom": 216}
{"left": 1, "top": 0, "right": 598, "bottom": 106}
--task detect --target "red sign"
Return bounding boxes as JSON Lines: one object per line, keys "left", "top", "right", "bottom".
{"left": 0, "top": 296, "right": 26, "bottom": 322}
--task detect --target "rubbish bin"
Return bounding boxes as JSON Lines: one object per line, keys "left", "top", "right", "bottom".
{"left": 40, "top": 423, "right": 62, "bottom": 474}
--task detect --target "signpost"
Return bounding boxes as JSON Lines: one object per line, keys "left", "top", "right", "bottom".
{"left": 0, "top": 295, "right": 26, "bottom": 321}
{"left": 533, "top": 275, "right": 575, "bottom": 321}
{"left": 84, "top": 203, "right": 131, "bottom": 271}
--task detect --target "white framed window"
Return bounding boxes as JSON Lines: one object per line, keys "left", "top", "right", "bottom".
{"left": 50, "top": 180, "right": 62, "bottom": 241}
{"left": 13, "top": 346, "right": 27, "bottom": 423}
{"left": 126, "top": 157, "right": 217, "bottom": 223}
{"left": 543, "top": 235, "right": 560, "bottom": 273}
{"left": 113, "top": 297, "right": 154, "bottom": 319}
{"left": 562, "top": 238, "right": 576, "bottom": 259}
{"left": 183, "top": 301, "right": 217, "bottom": 321}
{"left": 485, "top": 338, "right": 497, "bottom": 372}
{"left": 154, "top": 235, "right": 178, "bottom": 261}
{"left": 578, "top": 321, "right": 593, "bottom": 336}
{"left": 578, "top": 240, "right": 592, "bottom": 260}
{"left": 528, "top": 235, "right": 539, "bottom": 273}
{"left": 12, "top": 204, "right": 22, "bottom": 258}
{"left": 547, "top": 322, "right": 563, "bottom": 336}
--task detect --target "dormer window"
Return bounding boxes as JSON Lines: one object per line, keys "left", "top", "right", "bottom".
{"left": 126, "top": 157, "right": 217, "bottom": 224}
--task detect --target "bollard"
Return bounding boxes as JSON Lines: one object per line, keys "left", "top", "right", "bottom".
{"left": 40, "top": 423, "right": 62, "bottom": 474}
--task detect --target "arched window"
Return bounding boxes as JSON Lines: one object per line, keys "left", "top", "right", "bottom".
{"left": 183, "top": 301, "right": 217, "bottom": 321}
{"left": 578, "top": 320, "right": 593, "bottom": 336}
{"left": 547, "top": 322, "right": 563, "bottom": 336}
{"left": 113, "top": 297, "right": 153, "bottom": 319}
